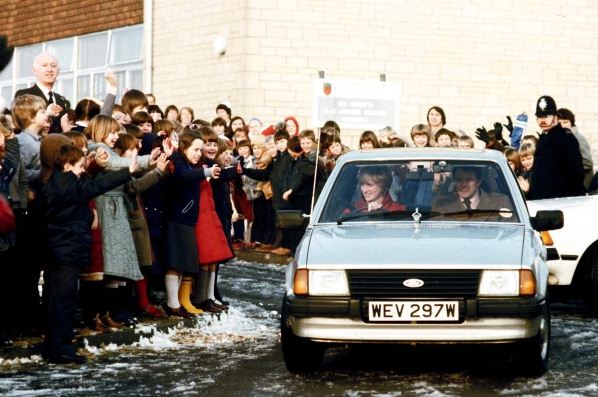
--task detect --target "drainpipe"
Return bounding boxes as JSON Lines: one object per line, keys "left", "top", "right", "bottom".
{"left": 144, "top": 0, "right": 153, "bottom": 93}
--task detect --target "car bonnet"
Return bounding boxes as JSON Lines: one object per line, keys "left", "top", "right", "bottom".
{"left": 305, "top": 223, "right": 526, "bottom": 268}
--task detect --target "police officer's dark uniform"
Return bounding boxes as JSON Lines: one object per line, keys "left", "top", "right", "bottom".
{"left": 530, "top": 96, "right": 585, "bottom": 200}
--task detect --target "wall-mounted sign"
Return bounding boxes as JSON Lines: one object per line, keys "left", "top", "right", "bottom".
{"left": 312, "top": 80, "right": 400, "bottom": 130}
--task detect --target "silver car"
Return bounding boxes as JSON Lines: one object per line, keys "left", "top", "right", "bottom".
{"left": 280, "top": 148, "right": 562, "bottom": 375}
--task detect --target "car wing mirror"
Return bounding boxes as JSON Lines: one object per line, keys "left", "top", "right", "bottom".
{"left": 276, "top": 210, "right": 308, "bottom": 229}
{"left": 530, "top": 210, "right": 564, "bottom": 231}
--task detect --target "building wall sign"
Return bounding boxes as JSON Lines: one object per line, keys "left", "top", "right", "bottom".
{"left": 312, "top": 80, "right": 400, "bottom": 130}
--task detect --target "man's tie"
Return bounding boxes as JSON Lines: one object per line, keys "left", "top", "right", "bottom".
{"left": 48, "top": 91, "right": 54, "bottom": 104}
{"left": 463, "top": 198, "right": 472, "bottom": 210}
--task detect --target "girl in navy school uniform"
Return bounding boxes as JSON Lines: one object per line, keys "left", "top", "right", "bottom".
{"left": 162, "top": 130, "right": 221, "bottom": 317}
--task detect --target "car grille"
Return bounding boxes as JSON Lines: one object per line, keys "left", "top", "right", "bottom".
{"left": 346, "top": 270, "right": 480, "bottom": 297}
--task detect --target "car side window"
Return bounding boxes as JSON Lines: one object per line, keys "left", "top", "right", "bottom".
{"left": 319, "top": 164, "right": 360, "bottom": 221}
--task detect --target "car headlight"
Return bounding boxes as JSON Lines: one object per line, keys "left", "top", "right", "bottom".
{"left": 478, "top": 270, "right": 536, "bottom": 297}
{"left": 293, "top": 269, "right": 349, "bottom": 296}
{"left": 310, "top": 270, "right": 349, "bottom": 296}
{"left": 479, "top": 270, "right": 519, "bottom": 296}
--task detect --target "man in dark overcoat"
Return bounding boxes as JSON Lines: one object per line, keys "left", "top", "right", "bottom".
{"left": 530, "top": 95, "right": 585, "bottom": 200}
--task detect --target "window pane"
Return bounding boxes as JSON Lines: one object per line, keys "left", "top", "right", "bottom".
{"left": 78, "top": 33, "right": 108, "bottom": 69}
{"left": 115, "top": 71, "right": 126, "bottom": 102}
{"left": 1, "top": 86, "right": 12, "bottom": 108}
{"left": 129, "top": 69, "right": 143, "bottom": 91}
{"left": 93, "top": 73, "right": 106, "bottom": 99}
{"left": 46, "top": 39, "right": 74, "bottom": 71}
{"left": 16, "top": 83, "right": 28, "bottom": 91}
{"left": 77, "top": 75, "right": 91, "bottom": 100}
{"left": 0, "top": 57, "right": 13, "bottom": 80}
{"left": 57, "top": 77, "right": 73, "bottom": 106}
{"left": 109, "top": 25, "right": 143, "bottom": 64}
{"left": 17, "top": 44, "right": 42, "bottom": 78}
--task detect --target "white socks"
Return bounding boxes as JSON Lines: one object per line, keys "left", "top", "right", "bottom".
{"left": 207, "top": 271, "right": 216, "bottom": 301}
{"left": 165, "top": 274, "right": 181, "bottom": 309}
{"left": 105, "top": 280, "right": 120, "bottom": 289}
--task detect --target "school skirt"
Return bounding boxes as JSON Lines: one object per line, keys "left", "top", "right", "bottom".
{"left": 165, "top": 221, "right": 200, "bottom": 274}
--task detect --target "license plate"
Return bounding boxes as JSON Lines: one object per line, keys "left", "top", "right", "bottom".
{"left": 368, "top": 301, "right": 459, "bottom": 322}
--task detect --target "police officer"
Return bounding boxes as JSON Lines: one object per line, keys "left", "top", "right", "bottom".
{"left": 530, "top": 95, "right": 585, "bottom": 199}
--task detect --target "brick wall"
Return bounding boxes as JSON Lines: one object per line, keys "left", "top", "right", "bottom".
{"left": 151, "top": 0, "right": 246, "bottom": 116}
{"left": 152, "top": 0, "right": 598, "bottom": 154}
{"left": 1, "top": 0, "right": 143, "bottom": 46}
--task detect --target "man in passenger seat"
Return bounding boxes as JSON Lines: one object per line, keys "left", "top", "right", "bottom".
{"left": 432, "top": 166, "right": 511, "bottom": 221}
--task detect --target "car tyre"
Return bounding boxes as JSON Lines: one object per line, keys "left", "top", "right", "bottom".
{"left": 582, "top": 252, "right": 598, "bottom": 307}
{"left": 280, "top": 295, "right": 324, "bottom": 373}
{"left": 516, "top": 298, "right": 550, "bottom": 376}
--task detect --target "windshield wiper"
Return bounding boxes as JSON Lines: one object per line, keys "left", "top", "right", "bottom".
{"left": 337, "top": 209, "right": 433, "bottom": 225}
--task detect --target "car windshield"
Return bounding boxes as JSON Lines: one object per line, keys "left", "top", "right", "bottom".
{"left": 319, "top": 160, "right": 520, "bottom": 224}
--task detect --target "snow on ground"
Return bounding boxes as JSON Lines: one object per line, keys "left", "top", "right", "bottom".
{"left": 5, "top": 263, "right": 598, "bottom": 396}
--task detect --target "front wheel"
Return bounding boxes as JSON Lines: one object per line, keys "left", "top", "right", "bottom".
{"left": 280, "top": 296, "right": 324, "bottom": 373}
{"left": 516, "top": 299, "right": 550, "bottom": 376}
{"left": 581, "top": 252, "right": 598, "bottom": 307}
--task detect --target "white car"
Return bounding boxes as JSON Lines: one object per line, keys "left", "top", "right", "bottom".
{"left": 280, "top": 148, "right": 563, "bottom": 375}
{"left": 527, "top": 195, "right": 598, "bottom": 301}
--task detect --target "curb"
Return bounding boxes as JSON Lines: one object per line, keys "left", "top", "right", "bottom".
{"left": 1, "top": 249, "right": 286, "bottom": 364}
{"left": 235, "top": 250, "right": 291, "bottom": 265}
{"left": 0, "top": 317, "right": 195, "bottom": 362}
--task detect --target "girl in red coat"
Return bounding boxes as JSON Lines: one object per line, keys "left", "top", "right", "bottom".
{"left": 188, "top": 127, "right": 234, "bottom": 313}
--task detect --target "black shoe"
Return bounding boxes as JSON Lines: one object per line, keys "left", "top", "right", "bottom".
{"left": 0, "top": 337, "right": 13, "bottom": 349}
{"left": 111, "top": 311, "right": 138, "bottom": 326}
{"left": 163, "top": 305, "right": 195, "bottom": 318}
{"left": 198, "top": 300, "right": 224, "bottom": 313}
{"left": 213, "top": 298, "right": 230, "bottom": 308}
{"left": 45, "top": 353, "right": 87, "bottom": 364}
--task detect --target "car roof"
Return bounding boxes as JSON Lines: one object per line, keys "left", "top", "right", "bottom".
{"left": 336, "top": 147, "right": 506, "bottom": 165}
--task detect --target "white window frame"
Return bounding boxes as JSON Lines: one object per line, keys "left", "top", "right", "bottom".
{"left": 0, "top": 24, "right": 144, "bottom": 107}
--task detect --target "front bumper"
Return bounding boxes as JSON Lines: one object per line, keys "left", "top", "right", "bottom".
{"left": 285, "top": 295, "right": 545, "bottom": 343}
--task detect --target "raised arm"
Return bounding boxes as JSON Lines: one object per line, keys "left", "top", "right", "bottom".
{"left": 126, "top": 154, "right": 169, "bottom": 194}
{"left": 219, "top": 165, "right": 242, "bottom": 182}
{"left": 75, "top": 168, "right": 132, "bottom": 202}
{"left": 170, "top": 153, "right": 220, "bottom": 183}
{"left": 126, "top": 168, "right": 163, "bottom": 194}
{"left": 100, "top": 71, "right": 117, "bottom": 116}
{"left": 241, "top": 161, "right": 272, "bottom": 181}
{"left": 105, "top": 151, "right": 152, "bottom": 171}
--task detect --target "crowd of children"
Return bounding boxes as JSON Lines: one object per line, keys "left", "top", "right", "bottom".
{"left": 0, "top": 87, "right": 591, "bottom": 364}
